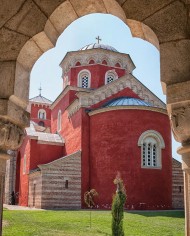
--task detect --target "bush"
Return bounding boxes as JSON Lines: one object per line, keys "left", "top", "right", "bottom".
{"left": 111, "top": 174, "right": 127, "bottom": 236}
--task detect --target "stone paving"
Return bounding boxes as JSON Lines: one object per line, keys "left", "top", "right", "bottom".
{"left": 3, "top": 204, "right": 44, "bottom": 211}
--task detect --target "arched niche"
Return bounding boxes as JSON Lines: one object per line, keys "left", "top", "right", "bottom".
{"left": 14, "top": 0, "right": 159, "bottom": 109}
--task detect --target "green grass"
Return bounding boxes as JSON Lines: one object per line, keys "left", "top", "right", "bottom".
{"left": 2, "top": 209, "right": 184, "bottom": 236}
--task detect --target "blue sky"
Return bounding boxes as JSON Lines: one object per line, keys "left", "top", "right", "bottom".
{"left": 30, "top": 13, "right": 181, "bottom": 161}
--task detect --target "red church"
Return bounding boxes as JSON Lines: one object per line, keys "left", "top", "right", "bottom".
{"left": 15, "top": 43, "right": 172, "bottom": 210}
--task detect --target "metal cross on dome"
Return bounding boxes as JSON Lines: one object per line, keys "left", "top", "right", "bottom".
{"left": 39, "top": 85, "right": 42, "bottom": 96}
{"left": 96, "top": 36, "right": 102, "bottom": 44}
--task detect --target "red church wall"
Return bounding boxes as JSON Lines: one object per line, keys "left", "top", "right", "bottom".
{"left": 51, "top": 91, "right": 82, "bottom": 156}
{"left": 89, "top": 109, "right": 172, "bottom": 210}
{"left": 18, "top": 140, "right": 63, "bottom": 206}
{"left": 17, "top": 137, "right": 31, "bottom": 206}
{"left": 31, "top": 104, "right": 51, "bottom": 127}
{"left": 81, "top": 109, "right": 91, "bottom": 207}
{"left": 30, "top": 141, "right": 64, "bottom": 170}
{"left": 69, "top": 64, "right": 125, "bottom": 89}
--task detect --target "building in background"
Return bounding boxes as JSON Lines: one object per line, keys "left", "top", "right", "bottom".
{"left": 5, "top": 43, "right": 184, "bottom": 210}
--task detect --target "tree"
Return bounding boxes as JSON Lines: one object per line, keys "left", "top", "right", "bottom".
{"left": 84, "top": 189, "right": 98, "bottom": 228}
{"left": 112, "top": 173, "right": 127, "bottom": 236}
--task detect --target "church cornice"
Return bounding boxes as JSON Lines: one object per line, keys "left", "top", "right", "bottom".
{"left": 66, "top": 74, "right": 166, "bottom": 118}
{"left": 88, "top": 106, "right": 167, "bottom": 116}
{"left": 60, "top": 49, "right": 135, "bottom": 77}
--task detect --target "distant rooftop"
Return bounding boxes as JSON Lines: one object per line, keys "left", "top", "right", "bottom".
{"left": 26, "top": 122, "right": 64, "bottom": 146}
{"left": 30, "top": 95, "right": 52, "bottom": 105}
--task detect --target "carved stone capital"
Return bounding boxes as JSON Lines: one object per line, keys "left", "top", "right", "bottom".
{"left": 0, "top": 117, "right": 24, "bottom": 151}
{"left": 169, "top": 102, "right": 190, "bottom": 144}
{"left": 178, "top": 145, "right": 190, "bottom": 173}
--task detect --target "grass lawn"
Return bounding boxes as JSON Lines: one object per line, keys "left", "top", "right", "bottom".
{"left": 2, "top": 209, "right": 184, "bottom": 236}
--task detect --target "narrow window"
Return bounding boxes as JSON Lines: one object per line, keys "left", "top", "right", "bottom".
{"left": 105, "top": 70, "right": 118, "bottom": 84}
{"left": 57, "top": 110, "right": 61, "bottom": 132}
{"left": 152, "top": 144, "right": 157, "bottom": 167}
{"left": 65, "top": 180, "right": 69, "bottom": 189}
{"left": 179, "top": 186, "right": 182, "bottom": 193}
{"left": 142, "top": 143, "right": 146, "bottom": 166}
{"left": 78, "top": 70, "right": 91, "bottom": 88}
{"left": 81, "top": 75, "right": 89, "bottom": 88}
{"left": 38, "top": 109, "right": 46, "bottom": 120}
{"left": 23, "top": 154, "right": 27, "bottom": 174}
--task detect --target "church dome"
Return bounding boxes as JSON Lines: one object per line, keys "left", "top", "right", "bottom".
{"left": 104, "top": 97, "right": 152, "bottom": 107}
{"left": 80, "top": 43, "right": 118, "bottom": 52}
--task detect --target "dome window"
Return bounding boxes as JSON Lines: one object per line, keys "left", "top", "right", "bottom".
{"left": 78, "top": 69, "right": 91, "bottom": 88}
{"left": 102, "top": 60, "right": 107, "bottom": 65}
{"left": 75, "top": 61, "right": 81, "bottom": 66}
{"left": 105, "top": 70, "right": 118, "bottom": 84}
{"left": 89, "top": 60, "right": 95, "bottom": 64}
{"left": 38, "top": 109, "right": 46, "bottom": 120}
{"left": 138, "top": 130, "right": 165, "bottom": 169}
{"left": 115, "top": 63, "right": 121, "bottom": 68}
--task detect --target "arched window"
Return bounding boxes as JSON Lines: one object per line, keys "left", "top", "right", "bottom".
{"left": 78, "top": 69, "right": 91, "bottom": 88}
{"left": 75, "top": 61, "right": 81, "bottom": 66}
{"left": 115, "top": 62, "right": 121, "bottom": 67}
{"left": 57, "top": 110, "right": 62, "bottom": 132}
{"left": 38, "top": 121, "right": 45, "bottom": 127}
{"left": 102, "top": 60, "right": 107, "bottom": 65}
{"left": 38, "top": 109, "right": 46, "bottom": 120}
{"left": 105, "top": 70, "right": 118, "bottom": 84}
{"left": 89, "top": 59, "right": 95, "bottom": 64}
{"left": 138, "top": 130, "right": 165, "bottom": 169}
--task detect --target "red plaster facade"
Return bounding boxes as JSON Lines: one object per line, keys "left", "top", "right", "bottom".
{"left": 16, "top": 44, "right": 173, "bottom": 210}
{"left": 30, "top": 104, "right": 51, "bottom": 128}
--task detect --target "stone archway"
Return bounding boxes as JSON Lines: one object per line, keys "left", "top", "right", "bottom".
{"left": 0, "top": 0, "right": 190, "bottom": 235}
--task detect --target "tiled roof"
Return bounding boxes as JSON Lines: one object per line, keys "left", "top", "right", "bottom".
{"left": 29, "top": 95, "right": 52, "bottom": 105}
{"left": 104, "top": 97, "right": 153, "bottom": 107}
{"left": 80, "top": 43, "right": 118, "bottom": 52}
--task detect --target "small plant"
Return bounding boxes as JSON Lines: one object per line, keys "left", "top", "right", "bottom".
{"left": 84, "top": 189, "right": 98, "bottom": 228}
{"left": 112, "top": 173, "right": 127, "bottom": 236}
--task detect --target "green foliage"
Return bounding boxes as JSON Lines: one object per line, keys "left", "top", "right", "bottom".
{"left": 111, "top": 174, "right": 127, "bottom": 236}
{"left": 3, "top": 209, "right": 184, "bottom": 236}
{"left": 84, "top": 189, "right": 98, "bottom": 208}
{"left": 84, "top": 189, "right": 98, "bottom": 228}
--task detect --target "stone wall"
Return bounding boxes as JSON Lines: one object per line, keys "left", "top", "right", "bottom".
{"left": 28, "top": 171, "right": 42, "bottom": 208}
{"left": 28, "top": 151, "right": 81, "bottom": 209}
{"left": 172, "top": 158, "right": 184, "bottom": 209}
{"left": 40, "top": 151, "right": 81, "bottom": 209}
{"left": 4, "top": 151, "right": 17, "bottom": 204}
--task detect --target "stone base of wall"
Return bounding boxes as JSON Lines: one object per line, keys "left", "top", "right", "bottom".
{"left": 28, "top": 151, "right": 81, "bottom": 209}
{"left": 172, "top": 158, "right": 184, "bottom": 209}
{"left": 28, "top": 170, "right": 42, "bottom": 208}
{"left": 4, "top": 151, "right": 17, "bottom": 204}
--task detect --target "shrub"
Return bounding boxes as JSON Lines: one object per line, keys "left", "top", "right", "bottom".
{"left": 112, "top": 173, "right": 127, "bottom": 236}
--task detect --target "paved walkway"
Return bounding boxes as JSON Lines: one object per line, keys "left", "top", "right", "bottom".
{"left": 3, "top": 204, "right": 45, "bottom": 211}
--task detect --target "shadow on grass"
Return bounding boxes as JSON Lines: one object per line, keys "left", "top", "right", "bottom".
{"left": 127, "top": 210, "right": 185, "bottom": 218}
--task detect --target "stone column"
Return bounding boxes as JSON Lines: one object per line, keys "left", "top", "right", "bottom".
{"left": 178, "top": 145, "right": 190, "bottom": 236}
{"left": 0, "top": 152, "right": 10, "bottom": 236}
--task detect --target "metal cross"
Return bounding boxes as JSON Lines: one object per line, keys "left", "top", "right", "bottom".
{"left": 96, "top": 36, "right": 102, "bottom": 44}
{"left": 39, "top": 85, "right": 42, "bottom": 96}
